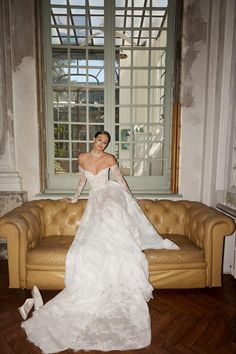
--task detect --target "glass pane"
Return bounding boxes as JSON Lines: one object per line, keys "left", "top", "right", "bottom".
{"left": 115, "top": 107, "right": 119, "bottom": 123}
{"left": 133, "top": 107, "right": 148, "bottom": 123}
{"left": 89, "top": 89, "right": 104, "bottom": 104}
{"left": 134, "top": 127, "right": 147, "bottom": 141}
{"left": 119, "top": 88, "right": 130, "bottom": 105}
{"left": 117, "top": 107, "right": 130, "bottom": 123}
{"left": 119, "top": 69, "right": 131, "bottom": 86}
{"left": 90, "top": 15, "right": 104, "bottom": 27}
{"left": 133, "top": 143, "right": 148, "bottom": 159}
{"left": 92, "top": 36, "right": 104, "bottom": 46}
{"left": 70, "top": 68, "right": 87, "bottom": 84}
{"left": 116, "top": 49, "right": 128, "bottom": 62}
{"left": 52, "top": 50, "right": 68, "bottom": 66}
{"left": 54, "top": 160, "right": 69, "bottom": 174}
{"left": 52, "top": 7, "right": 67, "bottom": 15}
{"left": 72, "top": 145, "right": 79, "bottom": 159}
{"left": 88, "top": 50, "right": 104, "bottom": 66}
{"left": 72, "top": 160, "right": 79, "bottom": 173}
{"left": 89, "top": 106, "right": 104, "bottom": 123}
{"left": 133, "top": 160, "right": 148, "bottom": 176}
{"left": 69, "top": 0, "right": 85, "bottom": 6}
{"left": 150, "top": 87, "right": 165, "bottom": 105}
{"left": 115, "top": 0, "right": 132, "bottom": 7}
{"left": 51, "top": 0, "right": 66, "bottom": 5}
{"left": 150, "top": 159, "right": 164, "bottom": 175}
{"left": 89, "top": 124, "right": 104, "bottom": 140}
{"left": 53, "top": 67, "right": 69, "bottom": 84}
{"left": 53, "top": 90, "right": 68, "bottom": 103}
{"left": 71, "top": 124, "right": 87, "bottom": 140}
{"left": 71, "top": 15, "right": 86, "bottom": 27}
{"left": 115, "top": 125, "right": 119, "bottom": 141}
{"left": 120, "top": 128, "right": 131, "bottom": 152}
{"left": 133, "top": 88, "right": 148, "bottom": 104}
{"left": 133, "top": 69, "right": 148, "bottom": 86}
{"left": 71, "top": 90, "right": 86, "bottom": 104}
{"left": 72, "top": 142, "right": 86, "bottom": 157}
{"left": 133, "top": 50, "right": 149, "bottom": 66}
{"left": 115, "top": 16, "right": 124, "bottom": 28}
{"left": 54, "top": 123, "right": 69, "bottom": 140}
{"left": 150, "top": 142, "right": 164, "bottom": 159}
{"left": 153, "top": 126, "right": 164, "bottom": 141}
{"left": 54, "top": 15, "right": 67, "bottom": 25}
{"left": 150, "top": 106, "right": 165, "bottom": 123}
{"left": 153, "top": 29, "right": 167, "bottom": 47}
{"left": 89, "top": 0, "right": 104, "bottom": 7}
{"left": 51, "top": 36, "right": 61, "bottom": 45}
{"left": 53, "top": 105, "right": 69, "bottom": 122}
{"left": 118, "top": 160, "right": 130, "bottom": 176}
{"left": 150, "top": 125, "right": 164, "bottom": 140}
{"left": 88, "top": 68, "right": 104, "bottom": 84}
{"left": 70, "top": 50, "right": 86, "bottom": 66}
{"left": 54, "top": 142, "right": 69, "bottom": 158}
{"left": 71, "top": 106, "right": 86, "bottom": 122}
{"left": 151, "top": 51, "right": 166, "bottom": 67}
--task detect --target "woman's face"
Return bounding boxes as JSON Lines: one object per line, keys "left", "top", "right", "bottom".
{"left": 93, "top": 134, "right": 109, "bottom": 151}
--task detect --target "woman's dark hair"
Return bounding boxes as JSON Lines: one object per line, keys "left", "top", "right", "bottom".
{"left": 94, "top": 130, "right": 111, "bottom": 145}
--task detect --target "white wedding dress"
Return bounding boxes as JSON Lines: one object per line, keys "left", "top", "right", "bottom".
{"left": 21, "top": 165, "right": 178, "bottom": 353}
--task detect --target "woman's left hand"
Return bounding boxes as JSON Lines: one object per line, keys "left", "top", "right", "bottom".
{"left": 61, "top": 198, "right": 74, "bottom": 203}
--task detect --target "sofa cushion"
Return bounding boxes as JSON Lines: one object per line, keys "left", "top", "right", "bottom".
{"left": 144, "top": 234, "right": 205, "bottom": 265}
{"left": 27, "top": 236, "right": 74, "bottom": 270}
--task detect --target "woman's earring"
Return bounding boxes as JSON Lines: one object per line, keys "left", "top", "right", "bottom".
{"left": 18, "top": 298, "right": 34, "bottom": 320}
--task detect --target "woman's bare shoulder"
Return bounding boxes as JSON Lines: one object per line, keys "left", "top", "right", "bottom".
{"left": 104, "top": 153, "right": 117, "bottom": 166}
{"left": 78, "top": 152, "right": 89, "bottom": 165}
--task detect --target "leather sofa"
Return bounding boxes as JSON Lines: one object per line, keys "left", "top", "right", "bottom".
{"left": 0, "top": 199, "right": 234, "bottom": 290}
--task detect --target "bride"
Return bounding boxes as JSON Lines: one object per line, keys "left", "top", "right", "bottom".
{"left": 20, "top": 130, "right": 179, "bottom": 353}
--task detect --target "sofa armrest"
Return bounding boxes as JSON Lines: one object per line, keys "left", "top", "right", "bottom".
{"left": 185, "top": 203, "right": 235, "bottom": 286}
{"left": 0, "top": 206, "right": 44, "bottom": 288}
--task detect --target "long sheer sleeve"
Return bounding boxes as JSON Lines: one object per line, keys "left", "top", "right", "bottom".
{"left": 110, "top": 164, "right": 134, "bottom": 198}
{"left": 71, "top": 168, "right": 87, "bottom": 203}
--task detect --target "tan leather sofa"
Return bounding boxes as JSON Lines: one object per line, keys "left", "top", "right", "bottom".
{"left": 0, "top": 199, "right": 234, "bottom": 290}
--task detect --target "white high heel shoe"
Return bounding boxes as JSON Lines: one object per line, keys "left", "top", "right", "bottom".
{"left": 18, "top": 298, "right": 34, "bottom": 320}
{"left": 31, "top": 285, "right": 43, "bottom": 310}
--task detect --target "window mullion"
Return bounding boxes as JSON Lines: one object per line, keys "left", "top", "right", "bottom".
{"left": 104, "top": 0, "right": 115, "bottom": 154}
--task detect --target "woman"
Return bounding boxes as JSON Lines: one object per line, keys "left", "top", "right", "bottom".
{"left": 20, "top": 130, "right": 179, "bottom": 353}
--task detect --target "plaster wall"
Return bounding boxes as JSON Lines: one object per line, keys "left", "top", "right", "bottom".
{"left": 179, "top": 0, "right": 236, "bottom": 206}
{"left": 11, "top": 0, "right": 40, "bottom": 200}
{"left": 0, "top": 0, "right": 22, "bottom": 191}
{"left": 179, "top": 0, "right": 209, "bottom": 201}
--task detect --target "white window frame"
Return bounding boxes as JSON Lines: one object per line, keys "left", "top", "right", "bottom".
{"left": 42, "top": 0, "right": 178, "bottom": 195}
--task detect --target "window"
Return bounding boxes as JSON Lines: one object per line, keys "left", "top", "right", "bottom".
{"left": 42, "top": 0, "right": 178, "bottom": 194}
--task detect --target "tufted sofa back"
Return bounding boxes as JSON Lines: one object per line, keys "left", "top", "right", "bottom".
{"left": 14, "top": 198, "right": 217, "bottom": 244}
{"left": 141, "top": 199, "right": 189, "bottom": 235}
{"left": 15, "top": 199, "right": 87, "bottom": 238}
{"left": 140, "top": 199, "right": 223, "bottom": 249}
{"left": 42, "top": 199, "right": 87, "bottom": 237}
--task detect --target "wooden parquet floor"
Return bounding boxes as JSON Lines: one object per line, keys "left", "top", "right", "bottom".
{"left": 0, "top": 260, "right": 236, "bottom": 354}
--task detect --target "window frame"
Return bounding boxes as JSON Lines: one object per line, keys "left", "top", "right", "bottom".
{"left": 38, "top": 0, "right": 181, "bottom": 196}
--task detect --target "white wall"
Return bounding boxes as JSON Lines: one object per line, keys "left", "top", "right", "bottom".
{"left": 0, "top": 0, "right": 40, "bottom": 199}
{"left": 13, "top": 57, "right": 40, "bottom": 200}
{"left": 11, "top": 0, "right": 40, "bottom": 200}
{"left": 179, "top": 0, "right": 236, "bottom": 206}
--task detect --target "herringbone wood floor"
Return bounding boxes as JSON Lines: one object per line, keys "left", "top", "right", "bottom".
{"left": 0, "top": 260, "right": 236, "bottom": 354}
